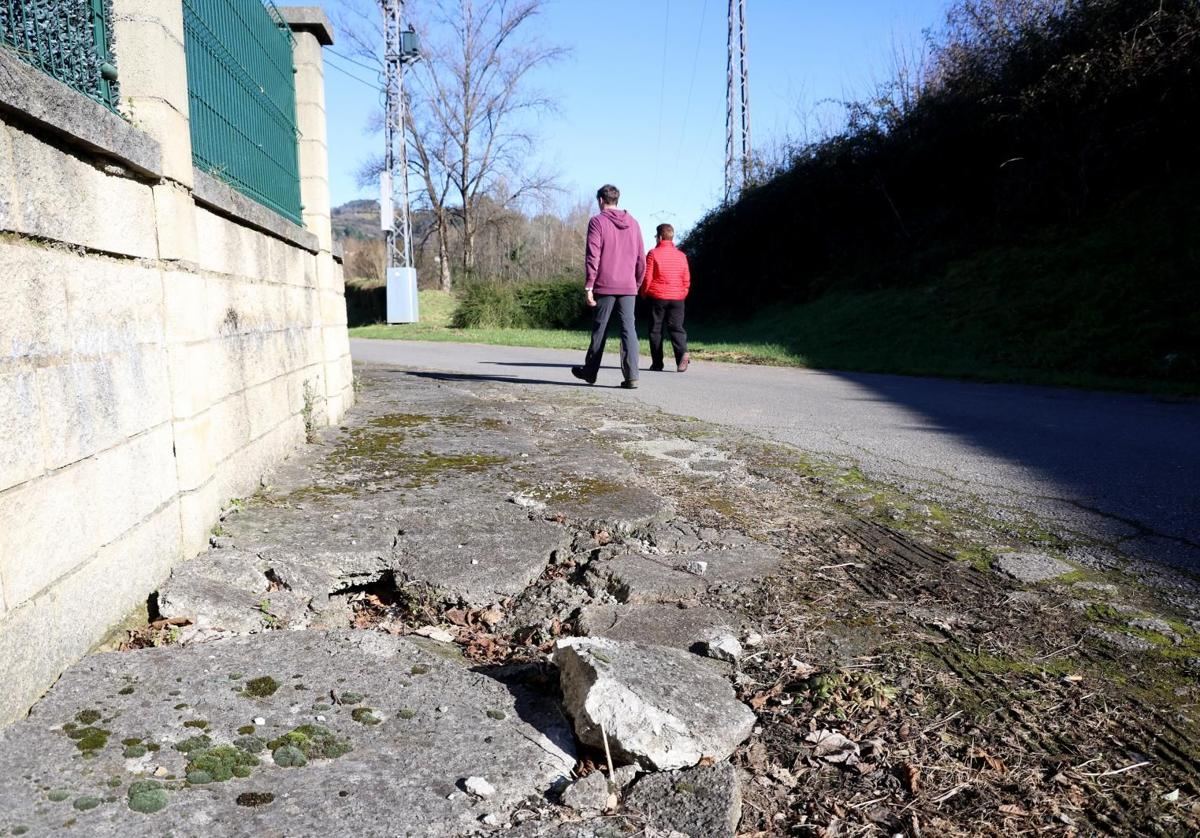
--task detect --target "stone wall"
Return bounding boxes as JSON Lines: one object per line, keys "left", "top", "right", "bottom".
{"left": 0, "top": 5, "right": 351, "bottom": 725}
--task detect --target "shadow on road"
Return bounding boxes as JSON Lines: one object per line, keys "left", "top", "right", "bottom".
{"left": 404, "top": 370, "right": 628, "bottom": 389}
{"left": 823, "top": 370, "right": 1200, "bottom": 571}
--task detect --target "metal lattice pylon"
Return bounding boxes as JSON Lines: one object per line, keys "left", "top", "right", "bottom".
{"left": 725, "top": 0, "right": 751, "bottom": 201}
{"left": 381, "top": 0, "right": 416, "bottom": 269}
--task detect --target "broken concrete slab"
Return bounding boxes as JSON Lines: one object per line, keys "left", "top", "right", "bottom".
{"left": 506, "top": 818, "right": 641, "bottom": 837}
{"left": 157, "top": 549, "right": 283, "bottom": 634}
{"left": 0, "top": 631, "right": 574, "bottom": 837}
{"left": 520, "top": 472, "right": 674, "bottom": 535}
{"left": 554, "top": 637, "right": 755, "bottom": 771}
{"left": 590, "top": 545, "right": 783, "bottom": 604}
{"left": 625, "top": 763, "right": 743, "bottom": 838}
{"left": 577, "top": 604, "right": 738, "bottom": 656}
{"left": 392, "top": 503, "right": 572, "bottom": 605}
{"left": 996, "top": 551, "right": 1075, "bottom": 583}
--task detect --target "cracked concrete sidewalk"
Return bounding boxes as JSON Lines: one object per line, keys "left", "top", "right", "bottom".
{"left": 2, "top": 364, "right": 1199, "bottom": 837}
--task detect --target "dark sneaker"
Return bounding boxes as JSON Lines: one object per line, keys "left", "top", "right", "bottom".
{"left": 648, "top": 364, "right": 665, "bottom": 371}
{"left": 677, "top": 353, "right": 690, "bottom": 373}
{"left": 571, "top": 366, "right": 596, "bottom": 385}
{"left": 620, "top": 379, "right": 639, "bottom": 389}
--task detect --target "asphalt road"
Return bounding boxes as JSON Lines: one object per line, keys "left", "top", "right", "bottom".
{"left": 351, "top": 339, "right": 1200, "bottom": 573}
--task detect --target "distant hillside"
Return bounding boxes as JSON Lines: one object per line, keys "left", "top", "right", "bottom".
{"left": 332, "top": 199, "right": 383, "bottom": 241}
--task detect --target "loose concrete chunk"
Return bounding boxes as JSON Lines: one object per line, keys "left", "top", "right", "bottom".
{"left": 0, "top": 632, "right": 574, "bottom": 837}
{"left": 625, "top": 763, "right": 743, "bottom": 838}
{"left": 465, "top": 776, "right": 497, "bottom": 798}
{"left": 561, "top": 770, "right": 610, "bottom": 813}
{"left": 578, "top": 604, "right": 737, "bottom": 656}
{"left": 996, "top": 552, "right": 1075, "bottom": 583}
{"left": 594, "top": 545, "right": 782, "bottom": 604}
{"left": 157, "top": 549, "right": 279, "bottom": 634}
{"left": 392, "top": 503, "right": 572, "bottom": 605}
{"left": 698, "top": 634, "right": 743, "bottom": 663}
{"left": 555, "top": 637, "right": 755, "bottom": 771}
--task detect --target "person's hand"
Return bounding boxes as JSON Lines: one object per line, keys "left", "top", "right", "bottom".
{"left": 585, "top": 289, "right": 596, "bottom": 307}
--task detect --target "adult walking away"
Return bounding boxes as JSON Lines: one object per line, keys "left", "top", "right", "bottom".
{"left": 572, "top": 184, "right": 645, "bottom": 389}
{"left": 641, "top": 223, "right": 691, "bottom": 372}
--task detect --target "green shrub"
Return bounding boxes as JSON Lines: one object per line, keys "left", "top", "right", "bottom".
{"left": 452, "top": 279, "right": 587, "bottom": 330}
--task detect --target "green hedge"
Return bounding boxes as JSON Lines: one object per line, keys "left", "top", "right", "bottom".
{"left": 452, "top": 279, "right": 587, "bottom": 330}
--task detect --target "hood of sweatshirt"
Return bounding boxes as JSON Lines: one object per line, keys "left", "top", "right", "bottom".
{"left": 601, "top": 208, "right": 632, "bottom": 230}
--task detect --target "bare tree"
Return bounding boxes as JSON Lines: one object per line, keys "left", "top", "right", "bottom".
{"left": 338, "top": 0, "right": 565, "bottom": 290}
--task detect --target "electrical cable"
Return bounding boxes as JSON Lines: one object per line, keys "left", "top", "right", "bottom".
{"left": 674, "top": 0, "right": 708, "bottom": 163}
{"left": 324, "top": 54, "right": 383, "bottom": 91}
{"left": 328, "top": 47, "right": 383, "bottom": 76}
{"left": 652, "top": 0, "right": 671, "bottom": 196}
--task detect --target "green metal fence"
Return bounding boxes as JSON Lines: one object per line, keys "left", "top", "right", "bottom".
{"left": 183, "top": 0, "right": 302, "bottom": 225}
{"left": 0, "top": 0, "right": 119, "bottom": 110}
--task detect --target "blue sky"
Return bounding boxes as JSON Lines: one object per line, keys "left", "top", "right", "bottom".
{"left": 286, "top": 0, "right": 952, "bottom": 233}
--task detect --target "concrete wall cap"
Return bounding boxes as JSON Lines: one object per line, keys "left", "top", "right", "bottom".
{"left": 278, "top": 7, "right": 335, "bottom": 45}
{"left": 192, "top": 168, "right": 320, "bottom": 254}
{"left": 0, "top": 49, "right": 163, "bottom": 179}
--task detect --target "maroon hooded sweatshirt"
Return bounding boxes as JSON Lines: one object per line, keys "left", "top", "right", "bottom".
{"left": 585, "top": 208, "right": 645, "bottom": 295}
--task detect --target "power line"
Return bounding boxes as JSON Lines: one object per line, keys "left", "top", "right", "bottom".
{"left": 328, "top": 47, "right": 383, "bottom": 76}
{"left": 674, "top": 0, "right": 708, "bottom": 163}
{"left": 324, "top": 54, "right": 382, "bottom": 91}
{"left": 652, "top": 0, "right": 670, "bottom": 196}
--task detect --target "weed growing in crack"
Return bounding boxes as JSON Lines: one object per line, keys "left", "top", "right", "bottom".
{"left": 302, "top": 380, "right": 319, "bottom": 443}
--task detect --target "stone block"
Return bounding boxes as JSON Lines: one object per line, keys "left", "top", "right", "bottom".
{"left": 152, "top": 181, "right": 199, "bottom": 261}
{"left": 244, "top": 375, "right": 293, "bottom": 441}
{"left": 322, "top": 324, "right": 350, "bottom": 365}
{"left": 6, "top": 122, "right": 158, "bottom": 257}
{"left": 33, "top": 347, "right": 167, "bottom": 459}
{"left": 172, "top": 412, "right": 217, "bottom": 492}
{"left": 315, "top": 251, "right": 339, "bottom": 292}
{"left": 287, "top": 283, "right": 318, "bottom": 325}
{"left": 36, "top": 359, "right": 125, "bottom": 469}
{"left": 64, "top": 255, "right": 165, "bottom": 350}
{"left": 0, "top": 370, "right": 44, "bottom": 492}
{"left": 110, "top": 15, "right": 189, "bottom": 115}
{"left": 0, "top": 120, "right": 14, "bottom": 227}
{"left": 0, "top": 500, "right": 181, "bottom": 726}
{"left": 0, "top": 425, "right": 176, "bottom": 608}
{"left": 320, "top": 291, "right": 349, "bottom": 327}
{"left": 178, "top": 479, "right": 221, "bottom": 558}
{"left": 207, "top": 392, "right": 255, "bottom": 469}
{"left": 162, "top": 269, "right": 209, "bottom": 345}
{"left": 166, "top": 342, "right": 212, "bottom": 421}
{"left": 0, "top": 244, "right": 70, "bottom": 369}
{"left": 203, "top": 335, "right": 249, "bottom": 404}
{"left": 108, "top": 345, "right": 173, "bottom": 438}
{"left": 125, "top": 98, "right": 192, "bottom": 185}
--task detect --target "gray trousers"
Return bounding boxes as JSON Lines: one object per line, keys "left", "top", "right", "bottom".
{"left": 583, "top": 294, "right": 638, "bottom": 381}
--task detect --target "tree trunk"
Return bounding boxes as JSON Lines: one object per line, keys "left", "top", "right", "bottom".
{"left": 435, "top": 210, "right": 453, "bottom": 292}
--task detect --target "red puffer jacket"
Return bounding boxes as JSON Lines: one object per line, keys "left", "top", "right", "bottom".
{"left": 640, "top": 241, "right": 691, "bottom": 300}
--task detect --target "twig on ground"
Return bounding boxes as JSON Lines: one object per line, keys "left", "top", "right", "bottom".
{"left": 933, "top": 783, "right": 969, "bottom": 805}
{"left": 921, "top": 710, "right": 963, "bottom": 734}
{"left": 1078, "top": 761, "right": 1152, "bottom": 778}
